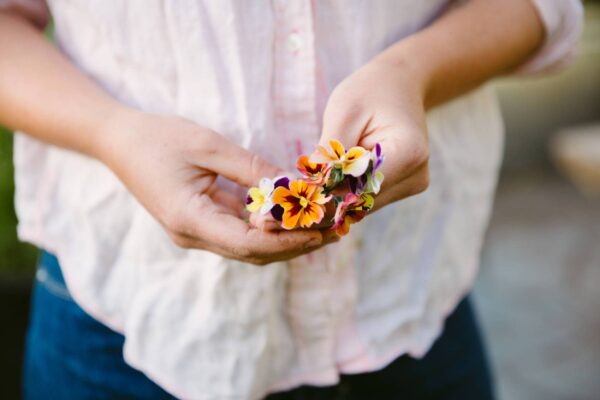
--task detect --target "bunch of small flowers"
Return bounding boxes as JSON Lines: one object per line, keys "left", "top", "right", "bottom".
{"left": 246, "top": 139, "right": 384, "bottom": 236}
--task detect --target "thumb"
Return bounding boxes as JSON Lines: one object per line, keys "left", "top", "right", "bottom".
{"left": 202, "top": 132, "right": 285, "bottom": 188}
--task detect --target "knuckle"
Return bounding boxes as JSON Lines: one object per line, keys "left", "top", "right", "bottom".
{"left": 275, "top": 232, "right": 295, "bottom": 248}
{"left": 194, "top": 131, "right": 219, "bottom": 162}
{"left": 250, "top": 153, "right": 262, "bottom": 178}
{"left": 417, "top": 146, "right": 430, "bottom": 166}
{"left": 406, "top": 144, "right": 429, "bottom": 172}
{"left": 410, "top": 167, "right": 430, "bottom": 195}
{"left": 203, "top": 140, "right": 218, "bottom": 158}
{"left": 161, "top": 212, "right": 181, "bottom": 234}
{"left": 163, "top": 211, "right": 185, "bottom": 234}
{"left": 250, "top": 153, "right": 274, "bottom": 182}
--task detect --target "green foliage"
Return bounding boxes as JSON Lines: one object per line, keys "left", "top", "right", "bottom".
{"left": 0, "top": 127, "right": 38, "bottom": 277}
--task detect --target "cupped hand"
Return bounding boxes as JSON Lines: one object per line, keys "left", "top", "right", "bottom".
{"left": 319, "top": 59, "right": 431, "bottom": 211}
{"left": 99, "top": 110, "right": 336, "bottom": 265}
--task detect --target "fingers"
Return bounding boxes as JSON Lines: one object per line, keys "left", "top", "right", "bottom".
{"left": 249, "top": 213, "right": 282, "bottom": 231}
{"left": 200, "top": 132, "right": 284, "bottom": 188}
{"left": 170, "top": 192, "right": 345, "bottom": 265}
{"left": 183, "top": 194, "right": 326, "bottom": 256}
{"left": 249, "top": 202, "right": 338, "bottom": 232}
{"left": 249, "top": 213, "right": 341, "bottom": 243}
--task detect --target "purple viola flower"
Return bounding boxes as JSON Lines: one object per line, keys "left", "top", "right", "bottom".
{"left": 274, "top": 176, "right": 290, "bottom": 189}
{"left": 372, "top": 143, "right": 384, "bottom": 174}
{"left": 348, "top": 175, "right": 367, "bottom": 194}
{"left": 270, "top": 204, "right": 284, "bottom": 221}
{"left": 270, "top": 176, "right": 290, "bottom": 221}
{"left": 364, "top": 143, "right": 385, "bottom": 194}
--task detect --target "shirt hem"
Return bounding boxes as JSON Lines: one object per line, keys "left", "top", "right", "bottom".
{"left": 18, "top": 222, "right": 481, "bottom": 400}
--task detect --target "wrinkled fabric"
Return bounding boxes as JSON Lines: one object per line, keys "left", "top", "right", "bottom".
{"left": 5, "top": 0, "right": 582, "bottom": 399}
{"left": 518, "top": 0, "right": 584, "bottom": 73}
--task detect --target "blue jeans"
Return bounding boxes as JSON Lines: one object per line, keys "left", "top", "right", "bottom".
{"left": 23, "top": 252, "right": 176, "bottom": 400}
{"left": 23, "top": 252, "right": 495, "bottom": 399}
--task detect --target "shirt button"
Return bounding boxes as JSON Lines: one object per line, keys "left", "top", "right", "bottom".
{"left": 286, "top": 32, "right": 303, "bottom": 53}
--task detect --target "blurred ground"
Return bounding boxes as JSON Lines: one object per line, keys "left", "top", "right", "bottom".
{"left": 474, "top": 168, "right": 600, "bottom": 400}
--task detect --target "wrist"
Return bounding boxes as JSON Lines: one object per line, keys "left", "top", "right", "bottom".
{"left": 92, "top": 104, "right": 141, "bottom": 170}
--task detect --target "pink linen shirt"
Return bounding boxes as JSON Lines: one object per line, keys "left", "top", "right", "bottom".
{"left": 2, "top": 0, "right": 583, "bottom": 399}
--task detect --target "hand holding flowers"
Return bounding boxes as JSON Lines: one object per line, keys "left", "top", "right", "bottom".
{"left": 104, "top": 111, "right": 337, "bottom": 266}
{"left": 317, "top": 57, "right": 430, "bottom": 212}
{"left": 246, "top": 139, "right": 384, "bottom": 236}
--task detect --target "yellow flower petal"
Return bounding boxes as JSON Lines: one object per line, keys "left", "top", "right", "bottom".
{"left": 312, "top": 188, "right": 330, "bottom": 205}
{"left": 303, "top": 182, "right": 317, "bottom": 199}
{"left": 248, "top": 187, "right": 263, "bottom": 200}
{"left": 329, "top": 139, "right": 345, "bottom": 159}
{"left": 341, "top": 152, "right": 370, "bottom": 177}
{"left": 288, "top": 179, "right": 304, "bottom": 197}
{"left": 246, "top": 202, "right": 262, "bottom": 213}
{"left": 299, "top": 203, "right": 324, "bottom": 228}
{"left": 272, "top": 186, "right": 292, "bottom": 206}
{"left": 246, "top": 187, "right": 265, "bottom": 212}
{"left": 345, "top": 146, "right": 367, "bottom": 161}
{"left": 282, "top": 208, "right": 302, "bottom": 229}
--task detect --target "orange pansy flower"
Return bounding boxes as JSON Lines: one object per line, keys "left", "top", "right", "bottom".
{"left": 296, "top": 155, "right": 332, "bottom": 185}
{"left": 271, "top": 179, "right": 330, "bottom": 229}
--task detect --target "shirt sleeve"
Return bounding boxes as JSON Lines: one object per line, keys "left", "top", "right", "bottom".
{"left": 0, "top": 0, "right": 49, "bottom": 29}
{"left": 516, "top": 0, "right": 584, "bottom": 74}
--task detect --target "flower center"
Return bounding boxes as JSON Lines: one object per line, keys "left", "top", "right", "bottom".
{"left": 298, "top": 196, "right": 309, "bottom": 208}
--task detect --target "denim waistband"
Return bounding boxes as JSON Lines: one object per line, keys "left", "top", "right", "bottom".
{"left": 36, "top": 251, "right": 72, "bottom": 301}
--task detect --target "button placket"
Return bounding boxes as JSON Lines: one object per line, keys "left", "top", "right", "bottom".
{"left": 286, "top": 29, "right": 304, "bottom": 54}
{"left": 272, "top": 0, "right": 319, "bottom": 165}
{"left": 272, "top": 0, "right": 341, "bottom": 373}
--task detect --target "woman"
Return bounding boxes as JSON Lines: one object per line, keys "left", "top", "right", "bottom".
{"left": 0, "top": 0, "right": 582, "bottom": 399}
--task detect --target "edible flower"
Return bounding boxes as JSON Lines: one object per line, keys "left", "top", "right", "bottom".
{"left": 270, "top": 176, "right": 290, "bottom": 221}
{"left": 246, "top": 141, "right": 384, "bottom": 235}
{"left": 311, "top": 139, "right": 370, "bottom": 177}
{"left": 272, "top": 179, "right": 330, "bottom": 229}
{"left": 246, "top": 177, "right": 276, "bottom": 214}
{"left": 332, "top": 192, "right": 375, "bottom": 236}
{"left": 296, "top": 155, "right": 332, "bottom": 185}
{"left": 364, "top": 143, "right": 385, "bottom": 194}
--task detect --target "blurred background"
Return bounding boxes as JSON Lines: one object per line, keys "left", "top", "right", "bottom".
{"left": 473, "top": 3, "right": 600, "bottom": 399}
{"left": 1, "top": 2, "right": 599, "bottom": 400}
